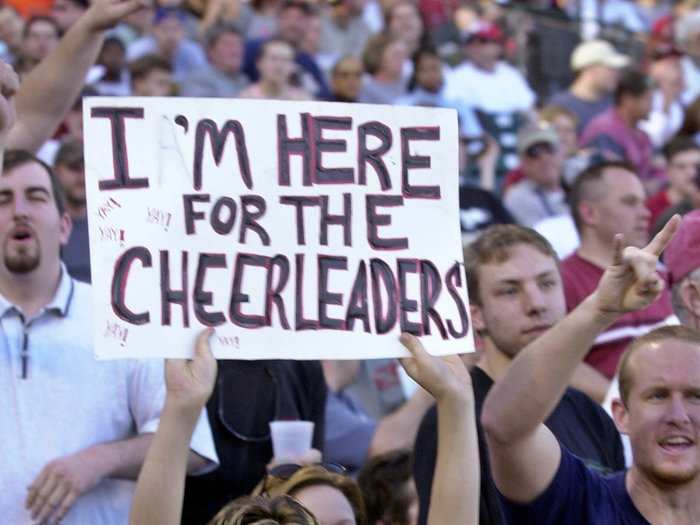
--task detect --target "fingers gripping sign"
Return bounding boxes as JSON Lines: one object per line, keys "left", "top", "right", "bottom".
{"left": 165, "top": 328, "right": 218, "bottom": 411}
{"left": 595, "top": 215, "right": 681, "bottom": 316}
{"left": 398, "top": 333, "right": 472, "bottom": 404}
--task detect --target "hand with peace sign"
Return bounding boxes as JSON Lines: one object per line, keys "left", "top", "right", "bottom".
{"left": 592, "top": 215, "right": 680, "bottom": 318}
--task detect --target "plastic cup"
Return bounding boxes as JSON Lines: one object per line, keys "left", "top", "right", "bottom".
{"left": 269, "top": 420, "right": 314, "bottom": 460}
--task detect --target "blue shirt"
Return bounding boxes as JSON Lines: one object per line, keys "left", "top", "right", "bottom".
{"left": 501, "top": 446, "right": 650, "bottom": 524}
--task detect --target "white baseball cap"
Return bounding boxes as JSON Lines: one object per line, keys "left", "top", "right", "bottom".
{"left": 570, "top": 40, "right": 630, "bottom": 71}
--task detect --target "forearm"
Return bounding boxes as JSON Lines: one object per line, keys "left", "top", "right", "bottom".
{"left": 368, "top": 388, "right": 434, "bottom": 457}
{"left": 9, "top": 14, "right": 104, "bottom": 152}
{"left": 130, "top": 401, "right": 202, "bottom": 525}
{"left": 570, "top": 362, "right": 611, "bottom": 404}
{"left": 428, "top": 394, "right": 479, "bottom": 525}
{"left": 482, "top": 296, "right": 616, "bottom": 443}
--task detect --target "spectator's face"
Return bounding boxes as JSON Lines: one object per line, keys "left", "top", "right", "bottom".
{"left": 668, "top": 149, "right": 700, "bottom": 204}
{"left": 549, "top": 114, "right": 578, "bottom": 157}
{"left": 415, "top": 54, "right": 443, "bottom": 93}
{"left": 629, "top": 90, "right": 654, "bottom": 122}
{"left": 590, "top": 64, "right": 620, "bottom": 93}
{"left": 521, "top": 141, "right": 563, "bottom": 190}
{"left": 278, "top": 6, "right": 307, "bottom": 47}
{"left": 293, "top": 484, "right": 356, "bottom": 525}
{"left": 153, "top": 15, "right": 185, "bottom": 54}
{"left": 465, "top": 38, "right": 500, "bottom": 70}
{"left": 331, "top": 57, "right": 363, "bottom": 101}
{"left": 51, "top": 0, "right": 86, "bottom": 32}
{"left": 23, "top": 19, "right": 59, "bottom": 62}
{"left": 0, "top": 7, "right": 23, "bottom": 50}
{"left": 301, "top": 15, "right": 322, "bottom": 55}
{"left": 209, "top": 31, "right": 244, "bottom": 75}
{"left": 133, "top": 69, "right": 173, "bottom": 96}
{"left": 379, "top": 40, "right": 407, "bottom": 78}
{"left": 472, "top": 243, "right": 565, "bottom": 358}
{"left": 55, "top": 163, "right": 85, "bottom": 209}
{"left": 389, "top": 4, "right": 423, "bottom": 45}
{"left": 651, "top": 57, "right": 685, "bottom": 100}
{"left": 258, "top": 41, "right": 295, "bottom": 86}
{"left": 0, "top": 162, "right": 70, "bottom": 274}
{"left": 613, "top": 340, "right": 700, "bottom": 486}
{"left": 584, "top": 168, "right": 650, "bottom": 248}
{"left": 98, "top": 41, "right": 127, "bottom": 77}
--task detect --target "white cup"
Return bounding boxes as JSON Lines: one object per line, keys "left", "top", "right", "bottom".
{"left": 270, "top": 420, "right": 314, "bottom": 461}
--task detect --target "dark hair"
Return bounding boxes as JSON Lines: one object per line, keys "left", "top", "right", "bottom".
{"left": 2, "top": 150, "right": 66, "bottom": 215}
{"left": 129, "top": 54, "right": 172, "bottom": 81}
{"left": 567, "top": 160, "right": 638, "bottom": 232}
{"left": 209, "top": 495, "right": 319, "bottom": 525}
{"left": 663, "top": 135, "right": 700, "bottom": 162}
{"left": 464, "top": 225, "right": 558, "bottom": 305}
{"left": 617, "top": 325, "right": 700, "bottom": 407}
{"left": 358, "top": 449, "right": 415, "bottom": 525}
{"left": 102, "top": 35, "right": 126, "bottom": 53}
{"left": 407, "top": 46, "right": 439, "bottom": 92}
{"left": 279, "top": 0, "right": 313, "bottom": 15}
{"left": 204, "top": 22, "right": 242, "bottom": 50}
{"left": 677, "top": 95, "right": 700, "bottom": 137}
{"left": 23, "top": 15, "right": 60, "bottom": 38}
{"left": 614, "top": 69, "right": 653, "bottom": 106}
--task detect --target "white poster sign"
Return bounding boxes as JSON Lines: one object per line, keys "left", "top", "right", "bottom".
{"left": 83, "top": 98, "right": 473, "bottom": 359}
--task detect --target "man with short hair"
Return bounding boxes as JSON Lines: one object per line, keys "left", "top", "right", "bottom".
{"left": 504, "top": 123, "right": 568, "bottom": 228}
{"left": 328, "top": 55, "right": 363, "bottom": 102}
{"left": 53, "top": 138, "right": 90, "bottom": 282}
{"left": 18, "top": 15, "right": 60, "bottom": 73}
{"left": 580, "top": 70, "right": 660, "bottom": 186}
{"left": 243, "top": 0, "right": 330, "bottom": 99}
{"left": 647, "top": 137, "right": 700, "bottom": 231}
{"left": 179, "top": 23, "right": 250, "bottom": 98}
{"left": 0, "top": 150, "right": 218, "bottom": 524}
{"left": 130, "top": 54, "right": 174, "bottom": 97}
{"left": 481, "top": 217, "right": 700, "bottom": 524}
{"left": 562, "top": 162, "right": 675, "bottom": 391}
{"left": 549, "top": 39, "right": 629, "bottom": 134}
{"left": 51, "top": 0, "right": 88, "bottom": 33}
{"left": 414, "top": 224, "right": 625, "bottom": 525}
{"left": 318, "top": 0, "right": 372, "bottom": 62}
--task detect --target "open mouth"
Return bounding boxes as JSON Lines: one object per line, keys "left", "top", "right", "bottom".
{"left": 659, "top": 436, "right": 695, "bottom": 453}
{"left": 10, "top": 227, "right": 33, "bottom": 242}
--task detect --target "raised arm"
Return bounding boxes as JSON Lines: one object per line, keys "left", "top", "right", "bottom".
{"left": 399, "top": 334, "right": 479, "bottom": 525}
{"left": 0, "top": 59, "right": 18, "bottom": 166}
{"left": 481, "top": 217, "right": 680, "bottom": 503}
{"left": 8, "top": 0, "right": 147, "bottom": 153}
{"left": 130, "top": 330, "right": 217, "bottom": 525}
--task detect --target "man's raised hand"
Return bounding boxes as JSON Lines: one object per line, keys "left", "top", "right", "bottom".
{"left": 82, "top": 0, "right": 152, "bottom": 32}
{"left": 594, "top": 215, "right": 680, "bottom": 317}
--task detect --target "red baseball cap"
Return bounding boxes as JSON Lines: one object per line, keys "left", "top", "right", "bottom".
{"left": 665, "top": 210, "right": 700, "bottom": 285}
{"left": 462, "top": 21, "right": 504, "bottom": 44}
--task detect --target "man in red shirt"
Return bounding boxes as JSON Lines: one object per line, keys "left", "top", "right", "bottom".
{"left": 646, "top": 137, "right": 700, "bottom": 231}
{"left": 562, "top": 161, "right": 675, "bottom": 386}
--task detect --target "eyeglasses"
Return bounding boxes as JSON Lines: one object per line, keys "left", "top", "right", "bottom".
{"left": 525, "top": 142, "right": 556, "bottom": 159}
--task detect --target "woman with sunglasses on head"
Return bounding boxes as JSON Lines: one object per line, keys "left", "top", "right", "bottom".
{"left": 129, "top": 331, "right": 479, "bottom": 525}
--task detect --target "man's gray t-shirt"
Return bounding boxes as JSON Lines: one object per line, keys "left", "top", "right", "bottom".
{"left": 549, "top": 91, "right": 612, "bottom": 134}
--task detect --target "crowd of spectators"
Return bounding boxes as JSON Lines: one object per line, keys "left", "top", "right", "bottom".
{"left": 3, "top": 0, "right": 700, "bottom": 524}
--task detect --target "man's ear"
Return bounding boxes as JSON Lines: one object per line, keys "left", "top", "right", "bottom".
{"left": 471, "top": 302, "right": 486, "bottom": 333}
{"left": 611, "top": 398, "right": 629, "bottom": 436}
{"left": 59, "top": 212, "right": 72, "bottom": 246}
{"left": 578, "top": 201, "right": 597, "bottom": 229}
{"left": 680, "top": 278, "right": 700, "bottom": 321}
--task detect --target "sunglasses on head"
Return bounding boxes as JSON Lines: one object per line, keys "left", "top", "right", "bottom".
{"left": 261, "top": 462, "right": 348, "bottom": 495}
{"left": 525, "top": 142, "right": 556, "bottom": 159}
